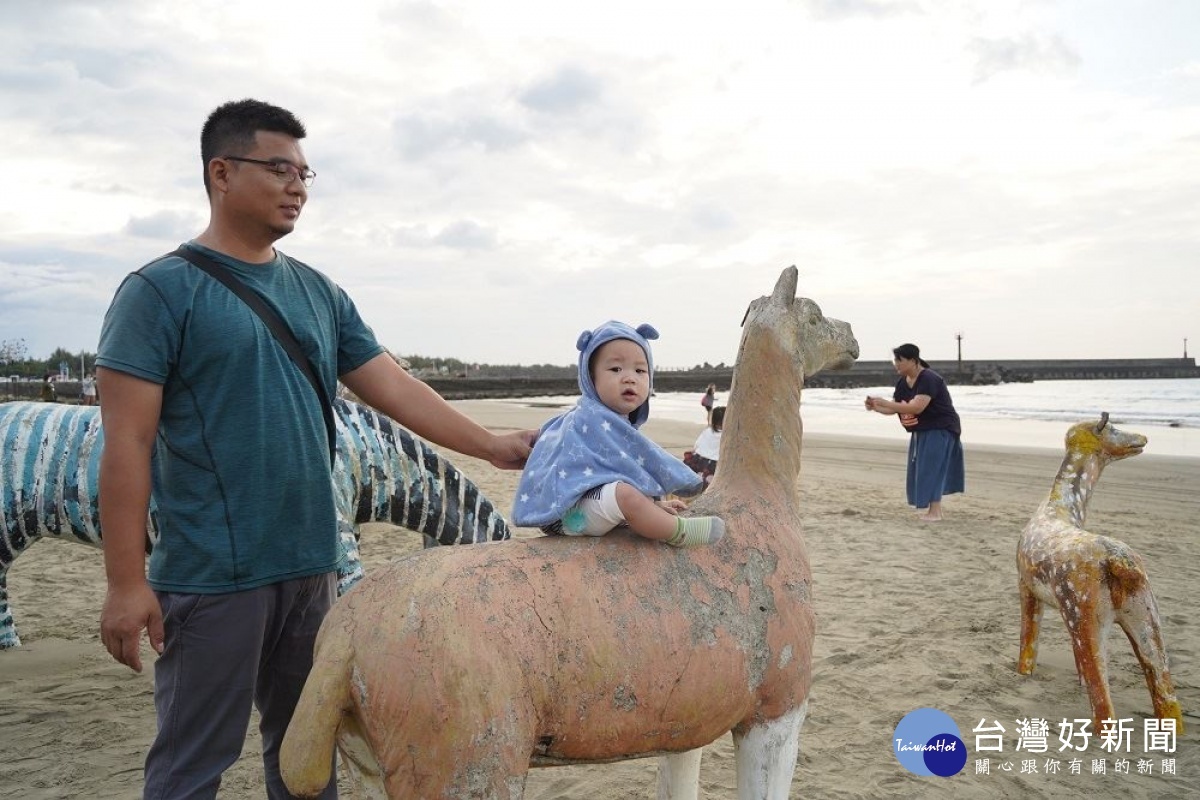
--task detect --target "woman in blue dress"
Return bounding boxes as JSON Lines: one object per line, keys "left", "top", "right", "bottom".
{"left": 865, "top": 343, "right": 965, "bottom": 521}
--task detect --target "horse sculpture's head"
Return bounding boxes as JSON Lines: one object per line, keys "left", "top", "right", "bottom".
{"left": 741, "top": 266, "right": 859, "bottom": 379}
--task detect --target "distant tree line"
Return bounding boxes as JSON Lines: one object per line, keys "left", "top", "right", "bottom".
{"left": 1, "top": 339, "right": 96, "bottom": 379}
{"left": 400, "top": 354, "right": 578, "bottom": 379}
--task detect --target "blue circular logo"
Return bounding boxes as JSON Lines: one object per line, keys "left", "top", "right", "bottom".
{"left": 893, "top": 707, "right": 967, "bottom": 777}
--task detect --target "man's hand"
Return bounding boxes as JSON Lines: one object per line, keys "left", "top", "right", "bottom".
{"left": 485, "top": 429, "right": 537, "bottom": 470}
{"left": 100, "top": 581, "right": 164, "bottom": 673}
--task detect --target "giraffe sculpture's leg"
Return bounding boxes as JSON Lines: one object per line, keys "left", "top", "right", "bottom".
{"left": 1061, "top": 598, "right": 1117, "bottom": 727}
{"left": 1116, "top": 588, "right": 1186, "bottom": 732}
{"left": 1017, "top": 582, "right": 1042, "bottom": 675}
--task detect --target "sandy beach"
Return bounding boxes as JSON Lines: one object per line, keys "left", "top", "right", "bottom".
{"left": 0, "top": 399, "right": 1195, "bottom": 798}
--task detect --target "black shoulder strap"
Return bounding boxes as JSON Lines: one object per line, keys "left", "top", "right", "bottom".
{"left": 171, "top": 246, "right": 336, "bottom": 466}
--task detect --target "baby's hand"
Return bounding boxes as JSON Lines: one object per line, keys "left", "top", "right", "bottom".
{"left": 657, "top": 498, "right": 687, "bottom": 515}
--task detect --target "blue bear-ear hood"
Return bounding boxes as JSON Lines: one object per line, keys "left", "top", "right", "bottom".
{"left": 576, "top": 320, "right": 659, "bottom": 428}
{"left": 511, "top": 318, "right": 700, "bottom": 528}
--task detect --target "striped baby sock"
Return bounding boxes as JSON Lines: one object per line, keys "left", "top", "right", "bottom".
{"left": 666, "top": 515, "right": 726, "bottom": 548}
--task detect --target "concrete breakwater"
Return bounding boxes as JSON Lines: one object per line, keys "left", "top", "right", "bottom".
{"left": 416, "top": 357, "right": 1200, "bottom": 400}
{"left": 804, "top": 357, "right": 1200, "bottom": 389}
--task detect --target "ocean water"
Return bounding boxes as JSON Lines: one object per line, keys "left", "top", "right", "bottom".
{"left": 518, "top": 379, "right": 1200, "bottom": 459}
{"left": 789, "top": 378, "right": 1200, "bottom": 459}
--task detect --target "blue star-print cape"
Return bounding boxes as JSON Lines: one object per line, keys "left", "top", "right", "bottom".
{"left": 512, "top": 320, "right": 702, "bottom": 528}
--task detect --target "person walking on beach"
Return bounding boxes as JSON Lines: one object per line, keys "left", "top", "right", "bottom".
{"left": 40, "top": 373, "right": 57, "bottom": 402}
{"left": 701, "top": 382, "right": 716, "bottom": 424}
{"left": 513, "top": 320, "right": 724, "bottom": 548}
{"left": 81, "top": 373, "right": 97, "bottom": 406}
{"left": 864, "top": 343, "right": 964, "bottom": 522}
{"left": 95, "top": 98, "right": 534, "bottom": 800}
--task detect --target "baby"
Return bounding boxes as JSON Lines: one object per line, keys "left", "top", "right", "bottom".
{"left": 513, "top": 321, "right": 725, "bottom": 548}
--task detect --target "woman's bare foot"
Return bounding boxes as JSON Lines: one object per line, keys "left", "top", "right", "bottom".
{"left": 917, "top": 513, "right": 943, "bottom": 522}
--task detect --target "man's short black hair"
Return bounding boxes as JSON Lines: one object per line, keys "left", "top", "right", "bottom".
{"left": 200, "top": 99, "right": 306, "bottom": 194}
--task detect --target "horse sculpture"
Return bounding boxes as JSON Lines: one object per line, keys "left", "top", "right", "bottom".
{"left": 1017, "top": 413, "right": 1184, "bottom": 732}
{"left": 280, "top": 266, "right": 859, "bottom": 799}
{"left": 0, "top": 397, "right": 511, "bottom": 648}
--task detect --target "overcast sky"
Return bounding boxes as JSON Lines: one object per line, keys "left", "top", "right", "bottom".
{"left": 2, "top": 0, "right": 1198, "bottom": 371}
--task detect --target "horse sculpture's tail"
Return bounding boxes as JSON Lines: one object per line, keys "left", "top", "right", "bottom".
{"left": 280, "top": 623, "right": 370, "bottom": 797}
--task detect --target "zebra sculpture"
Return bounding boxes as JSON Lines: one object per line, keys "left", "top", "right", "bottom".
{"left": 0, "top": 398, "right": 511, "bottom": 649}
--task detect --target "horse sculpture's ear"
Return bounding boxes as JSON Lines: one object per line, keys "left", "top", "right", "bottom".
{"left": 743, "top": 265, "right": 799, "bottom": 326}
{"left": 772, "top": 266, "right": 798, "bottom": 306}
{"left": 1095, "top": 411, "right": 1109, "bottom": 433}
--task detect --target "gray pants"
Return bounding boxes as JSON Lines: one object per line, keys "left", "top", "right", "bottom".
{"left": 143, "top": 573, "right": 338, "bottom": 800}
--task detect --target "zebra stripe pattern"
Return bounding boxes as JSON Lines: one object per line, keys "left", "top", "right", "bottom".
{"left": 0, "top": 398, "right": 511, "bottom": 648}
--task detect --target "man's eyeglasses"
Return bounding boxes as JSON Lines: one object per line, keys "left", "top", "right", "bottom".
{"left": 223, "top": 156, "right": 316, "bottom": 187}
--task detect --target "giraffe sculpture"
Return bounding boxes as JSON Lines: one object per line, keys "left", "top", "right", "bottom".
{"left": 1017, "top": 413, "right": 1184, "bottom": 732}
{"left": 280, "top": 266, "right": 859, "bottom": 800}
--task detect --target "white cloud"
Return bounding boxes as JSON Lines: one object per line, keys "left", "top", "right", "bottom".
{"left": 1167, "top": 61, "right": 1200, "bottom": 80}
{"left": 0, "top": 0, "right": 1197, "bottom": 366}
{"left": 124, "top": 210, "right": 202, "bottom": 240}
{"left": 968, "top": 33, "right": 1081, "bottom": 84}
{"left": 519, "top": 66, "right": 604, "bottom": 113}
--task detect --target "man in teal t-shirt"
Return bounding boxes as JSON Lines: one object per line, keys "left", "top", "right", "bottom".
{"left": 96, "top": 99, "right": 535, "bottom": 799}
{"left": 99, "top": 242, "right": 381, "bottom": 593}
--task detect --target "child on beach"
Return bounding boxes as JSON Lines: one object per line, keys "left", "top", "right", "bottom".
{"left": 685, "top": 405, "right": 724, "bottom": 487}
{"left": 513, "top": 321, "right": 725, "bottom": 548}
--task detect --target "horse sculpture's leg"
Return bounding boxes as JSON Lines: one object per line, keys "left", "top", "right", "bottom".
{"left": 656, "top": 748, "right": 702, "bottom": 800}
{"left": 732, "top": 702, "right": 806, "bottom": 800}
{"left": 335, "top": 715, "right": 388, "bottom": 800}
